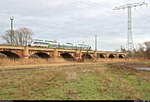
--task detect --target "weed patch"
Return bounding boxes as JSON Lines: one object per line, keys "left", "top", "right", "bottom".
{"left": 0, "top": 62, "right": 150, "bottom": 100}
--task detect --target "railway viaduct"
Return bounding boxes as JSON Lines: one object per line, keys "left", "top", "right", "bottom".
{"left": 0, "top": 45, "right": 127, "bottom": 61}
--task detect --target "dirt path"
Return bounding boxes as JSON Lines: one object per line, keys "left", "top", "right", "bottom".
{"left": 110, "top": 62, "right": 150, "bottom": 72}
{"left": 0, "top": 62, "right": 97, "bottom": 72}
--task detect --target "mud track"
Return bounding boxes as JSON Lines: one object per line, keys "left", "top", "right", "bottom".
{"left": 108, "top": 62, "right": 150, "bottom": 72}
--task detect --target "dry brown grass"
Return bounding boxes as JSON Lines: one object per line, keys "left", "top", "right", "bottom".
{"left": 96, "top": 58, "right": 141, "bottom": 63}
{"left": 0, "top": 61, "right": 150, "bottom": 100}
{"left": 0, "top": 57, "right": 143, "bottom": 65}
{"left": 0, "top": 57, "right": 148, "bottom": 70}
{"left": 0, "top": 58, "right": 70, "bottom": 66}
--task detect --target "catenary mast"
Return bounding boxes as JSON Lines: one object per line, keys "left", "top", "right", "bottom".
{"left": 113, "top": 2, "right": 148, "bottom": 51}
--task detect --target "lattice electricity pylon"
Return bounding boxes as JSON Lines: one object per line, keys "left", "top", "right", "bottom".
{"left": 113, "top": 2, "right": 148, "bottom": 51}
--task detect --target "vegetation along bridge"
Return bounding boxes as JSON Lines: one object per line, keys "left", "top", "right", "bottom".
{"left": 0, "top": 45, "right": 127, "bottom": 61}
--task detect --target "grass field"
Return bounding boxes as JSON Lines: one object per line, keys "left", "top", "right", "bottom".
{"left": 0, "top": 60, "right": 150, "bottom": 100}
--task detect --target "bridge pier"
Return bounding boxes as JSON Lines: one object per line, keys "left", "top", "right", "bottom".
{"left": 53, "top": 49, "right": 60, "bottom": 59}
{"left": 94, "top": 52, "right": 98, "bottom": 60}
{"left": 74, "top": 50, "right": 82, "bottom": 62}
{"left": 23, "top": 47, "right": 29, "bottom": 59}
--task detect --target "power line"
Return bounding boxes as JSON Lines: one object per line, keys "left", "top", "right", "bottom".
{"left": 113, "top": 2, "right": 148, "bottom": 51}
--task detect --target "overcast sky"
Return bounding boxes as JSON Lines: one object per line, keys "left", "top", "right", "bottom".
{"left": 0, "top": 0, "right": 149, "bottom": 51}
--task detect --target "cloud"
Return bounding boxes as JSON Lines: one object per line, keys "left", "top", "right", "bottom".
{"left": 0, "top": 0, "right": 149, "bottom": 50}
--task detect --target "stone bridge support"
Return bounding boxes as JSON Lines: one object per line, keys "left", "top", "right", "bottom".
{"left": 74, "top": 50, "right": 82, "bottom": 61}
{"left": 54, "top": 49, "right": 59, "bottom": 58}
{"left": 24, "top": 47, "right": 29, "bottom": 59}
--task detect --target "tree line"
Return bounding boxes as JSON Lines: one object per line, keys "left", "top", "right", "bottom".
{"left": 120, "top": 41, "right": 150, "bottom": 59}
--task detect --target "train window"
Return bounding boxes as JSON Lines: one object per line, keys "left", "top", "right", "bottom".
{"left": 33, "top": 42, "right": 40, "bottom": 44}
{"left": 42, "top": 42, "right": 48, "bottom": 45}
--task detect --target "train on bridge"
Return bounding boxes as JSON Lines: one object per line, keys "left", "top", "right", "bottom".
{"left": 28, "top": 39, "right": 91, "bottom": 50}
{"left": 0, "top": 39, "right": 127, "bottom": 60}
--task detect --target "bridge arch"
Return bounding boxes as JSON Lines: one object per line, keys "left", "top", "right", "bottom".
{"left": 29, "top": 52, "right": 50, "bottom": 59}
{"left": 0, "top": 51, "right": 20, "bottom": 59}
{"left": 98, "top": 54, "right": 105, "bottom": 58}
{"left": 82, "top": 53, "right": 93, "bottom": 61}
{"left": 60, "top": 53, "right": 74, "bottom": 61}
{"left": 0, "top": 53, "right": 7, "bottom": 58}
{"left": 108, "top": 54, "right": 115, "bottom": 59}
{"left": 119, "top": 54, "right": 124, "bottom": 59}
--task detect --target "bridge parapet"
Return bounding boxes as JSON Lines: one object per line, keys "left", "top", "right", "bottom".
{"left": 0, "top": 45, "right": 24, "bottom": 50}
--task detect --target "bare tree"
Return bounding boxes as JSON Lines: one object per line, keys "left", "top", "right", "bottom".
{"left": 1, "top": 27, "right": 33, "bottom": 46}
{"left": 144, "top": 41, "right": 150, "bottom": 59}
{"left": 120, "top": 45, "right": 126, "bottom": 53}
{"left": 138, "top": 43, "right": 145, "bottom": 58}
{"left": 144, "top": 41, "right": 150, "bottom": 49}
{"left": 1, "top": 30, "right": 13, "bottom": 45}
{"left": 131, "top": 41, "right": 150, "bottom": 59}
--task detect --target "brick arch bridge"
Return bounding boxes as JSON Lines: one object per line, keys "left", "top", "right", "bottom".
{"left": 0, "top": 45, "right": 127, "bottom": 61}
